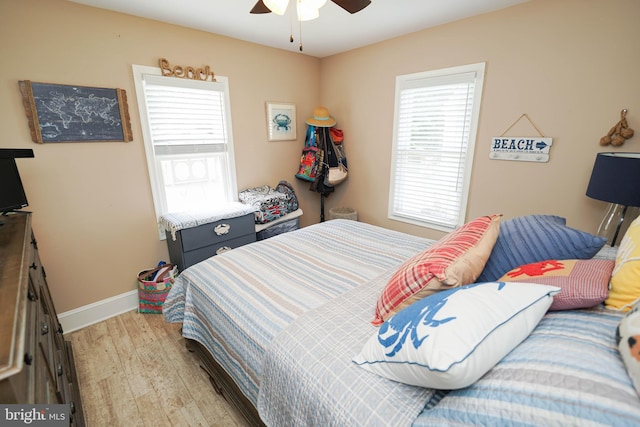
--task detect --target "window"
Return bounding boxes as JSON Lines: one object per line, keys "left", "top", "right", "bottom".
{"left": 132, "top": 65, "right": 238, "bottom": 226}
{"left": 388, "top": 63, "right": 485, "bottom": 232}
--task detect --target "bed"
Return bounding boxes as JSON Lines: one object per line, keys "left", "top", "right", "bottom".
{"left": 163, "top": 216, "right": 640, "bottom": 426}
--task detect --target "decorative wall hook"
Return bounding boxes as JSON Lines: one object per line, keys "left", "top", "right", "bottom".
{"left": 489, "top": 113, "right": 553, "bottom": 162}
{"left": 600, "top": 109, "right": 634, "bottom": 146}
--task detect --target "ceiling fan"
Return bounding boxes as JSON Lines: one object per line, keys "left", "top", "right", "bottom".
{"left": 250, "top": 0, "right": 371, "bottom": 52}
{"left": 250, "top": 0, "right": 372, "bottom": 15}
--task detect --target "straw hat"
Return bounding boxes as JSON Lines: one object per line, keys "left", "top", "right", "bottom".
{"left": 305, "top": 106, "right": 336, "bottom": 127}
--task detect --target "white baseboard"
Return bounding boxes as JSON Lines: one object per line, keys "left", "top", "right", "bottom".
{"left": 58, "top": 290, "right": 139, "bottom": 335}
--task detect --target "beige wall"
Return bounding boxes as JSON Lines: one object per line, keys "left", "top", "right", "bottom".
{"left": 0, "top": 0, "right": 321, "bottom": 312}
{"left": 321, "top": 0, "right": 640, "bottom": 240}
{"left": 1, "top": 0, "right": 639, "bottom": 314}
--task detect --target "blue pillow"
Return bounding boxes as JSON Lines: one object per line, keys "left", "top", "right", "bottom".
{"left": 477, "top": 215, "right": 606, "bottom": 282}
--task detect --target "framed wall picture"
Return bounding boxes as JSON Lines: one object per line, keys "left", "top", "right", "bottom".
{"left": 19, "top": 80, "right": 133, "bottom": 143}
{"left": 266, "top": 102, "right": 296, "bottom": 141}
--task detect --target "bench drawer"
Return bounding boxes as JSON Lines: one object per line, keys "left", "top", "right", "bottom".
{"left": 179, "top": 213, "right": 255, "bottom": 252}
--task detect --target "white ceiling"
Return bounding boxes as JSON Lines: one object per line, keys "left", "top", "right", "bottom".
{"left": 68, "top": 0, "right": 529, "bottom": 58}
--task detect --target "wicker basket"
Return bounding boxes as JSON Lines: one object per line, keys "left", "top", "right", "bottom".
{"left": 137, "top": 264, "right": 177, "bottom": 314}
{"left": 329, "top": 207, "right": 358, "bottom": 221}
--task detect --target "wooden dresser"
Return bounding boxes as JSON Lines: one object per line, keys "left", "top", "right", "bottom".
{"left": 0, "top": 212, "right": 85, "bottom": 426}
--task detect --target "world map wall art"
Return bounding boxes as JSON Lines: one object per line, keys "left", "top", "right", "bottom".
{"left": 19, "top": 80, "right": 133, "bottom": 143}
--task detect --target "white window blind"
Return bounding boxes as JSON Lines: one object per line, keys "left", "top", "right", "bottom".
{"left": 132, "top": 65, "right": 238, "bottom": 230}
{"left": 389, "top": 63, "right": 485, "bottom": 231}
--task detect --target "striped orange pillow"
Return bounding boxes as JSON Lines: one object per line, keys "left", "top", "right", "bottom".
{"left": 372, "top": 214, "right": 501, "bottom": 325}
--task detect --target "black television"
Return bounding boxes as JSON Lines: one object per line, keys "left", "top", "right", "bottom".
{"left": 0, "top": 149, "right": 34, "bottom": 214}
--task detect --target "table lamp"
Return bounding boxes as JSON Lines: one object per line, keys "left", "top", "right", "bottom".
{"left": 586, "top": 152, "right": 640, "bottom": 246}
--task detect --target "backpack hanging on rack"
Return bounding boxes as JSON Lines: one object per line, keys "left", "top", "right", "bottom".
{"left": 327, "top": 128, "right": 348, "bottom": 185}
{"left": 311, "top": 127, "right": 334, "bottom": 194}
{"left": 295, "top": 125, "right": 321, "bottom": 182}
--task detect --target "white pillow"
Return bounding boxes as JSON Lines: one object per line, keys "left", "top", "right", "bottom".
{"left": 617, "top": 303, "right": 640, "bottom": 396}
{"left": 353, "top": 282, "right": 559, "bottom": 389}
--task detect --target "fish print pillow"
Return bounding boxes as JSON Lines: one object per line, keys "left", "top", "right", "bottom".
{"left": 354, "top": 281, "right": 559, "bottom": 389}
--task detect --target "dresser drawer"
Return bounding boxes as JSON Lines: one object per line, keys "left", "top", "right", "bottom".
{"left": 165, "top": 212, "right": 258, "bottom": 271}
{"left": 179, "top": 213, "right": 255, "bottom": 252}
{"left": 183, "top": 234, "right": 257, "bottom": 267}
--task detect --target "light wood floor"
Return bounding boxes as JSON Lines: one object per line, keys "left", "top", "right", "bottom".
{"left": 67, "top": 310, "right": 249, "bottom": 427}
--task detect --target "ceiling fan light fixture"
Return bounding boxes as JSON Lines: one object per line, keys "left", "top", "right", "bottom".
{"left": 297, "top": 2, "right": 320, "bottom": 21}
{"left": 264, "top": 0, "right": 289, "bottom": 15}
{"left": 250, "top": 0, "right": 372, "bottom": 52}
{"left": 303, "top": 0, "right": 328, "bottom": 9}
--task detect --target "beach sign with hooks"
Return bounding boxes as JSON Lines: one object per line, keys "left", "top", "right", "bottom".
{"left": 490, "top": 113, "right": 553, "bottom": 162}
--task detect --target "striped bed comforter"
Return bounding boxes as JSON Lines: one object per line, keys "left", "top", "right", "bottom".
{"left": 258, "top": 265, "right": 436, "bottom": 427}
{"left": 162, "top": 219, "right": 434, "bottom": 406}
{"left": 164, "top": 219, "right": 640, "bottom": 426}
{"left": 258, "top": 277, "right": 640, "bottom": 427}
{"left": 414, "top": 307, "right": 640, "bottom": 426}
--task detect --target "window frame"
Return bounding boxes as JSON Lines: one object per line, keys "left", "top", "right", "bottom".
{"left": 132, "top": 65, "right": 238, "bottom": 238}
{"left": 388, "top": 62, "right": 485, "bottom": 232}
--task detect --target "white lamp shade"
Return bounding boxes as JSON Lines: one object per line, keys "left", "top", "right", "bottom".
{"left": 264, "top": 0, "right": 290, "bottom": 15}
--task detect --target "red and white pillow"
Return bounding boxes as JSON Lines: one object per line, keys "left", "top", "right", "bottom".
{"left": 498, "top": 259, "right": 614, "bottom": 310}
{"left": 372, "top": 214, "right": 501, "bottom": 325}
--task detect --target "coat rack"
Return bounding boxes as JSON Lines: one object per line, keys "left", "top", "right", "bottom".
{"left": 311, "top": 127, "right": 337, "bottom": 221}
{"left": 295, "top": 106, "right": 346, "bottom": 222}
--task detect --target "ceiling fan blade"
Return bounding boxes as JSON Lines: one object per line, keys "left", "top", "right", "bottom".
{"left": 250, "top": 0, "right": 272, "bottom": 14}
{"left": 331, "top": 0, "right": 371, "bottom": 14}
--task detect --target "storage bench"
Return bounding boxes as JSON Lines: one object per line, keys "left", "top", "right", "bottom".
{"left": 160, "top": 203, "right": 257, "bottom": 271}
